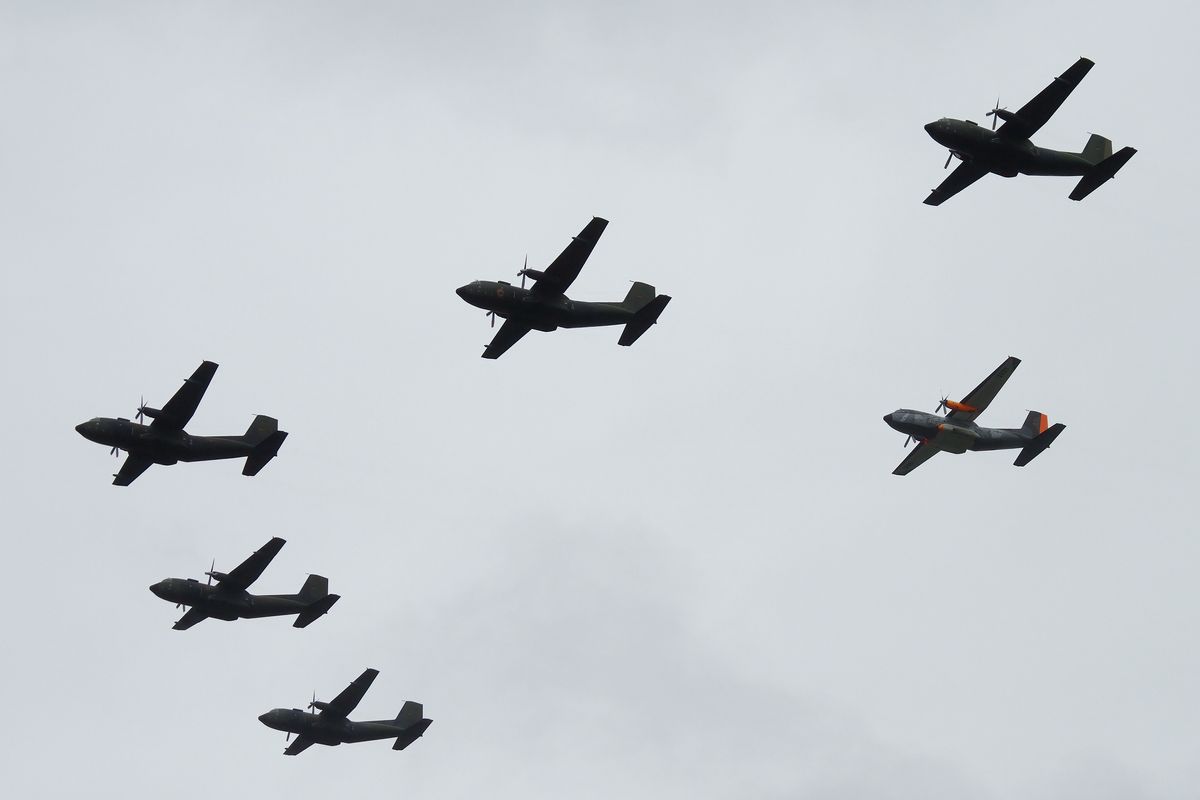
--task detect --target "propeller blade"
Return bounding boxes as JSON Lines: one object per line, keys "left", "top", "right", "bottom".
{"left": 135, "top": 395, "right": 145, "bottom": 423}
{"left": 904, "top": 435, "right": 912, "bottom": 448}
{"left": 207, "top": 558, "right": 215, "bottom": 586}
{"left": 109, "top": 445, "right": 119, "bottom": 457}
{"left": 286, "top": 730, "right": 292, "bottom": 742}
{"left": 944, "top": 151, "right": 953, "bottom": 169}
{"left": 520, "top": 254, "right": 528, "bottom": 288}
{"left": 488, "top": 311, "right": 495, "bottom": 328}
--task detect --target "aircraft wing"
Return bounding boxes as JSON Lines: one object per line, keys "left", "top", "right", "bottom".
{"left": 530, "top": 217, "right": 608, "bottom": 296}
{"left": 284, "top": 736, "right": 315, "bottom": 756}
{"left": 218, "top": 537, "right": 286, "bottom": 592}
{"left": 924, "top": 162, "right": 989, "bottom": 206}
{"left": 112, "top": 454, "right": 154, "bottom": 486}
{"left": 945, "top": 356, "right": 1021, "bottom": 424}
{"left": 320, "top": 668, "right": 380, "bottom": 719}
{"left": 482, "top": 318, "right": 532, "bottom": 359}
{"left": 151, "top": 361, "right": 218, "bottom": 431}
{"left": 997, "top": 57, "right": 1094, "bottom": 140}
{"left": 892, "top": 442, "right": 941, "bottom": 476}
{"left": 172, "top": 607, "right": 210, "bottom": 630}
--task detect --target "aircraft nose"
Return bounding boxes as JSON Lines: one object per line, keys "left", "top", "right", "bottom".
{"left": 883, "top": 413, "right": 896, "bottom": 427}
{"left": 149, "top": 581, "right": 166, "bottom": 598}
{"left": 455, "top": 285, "right": 469, "bottom": 300}
{"left": 75, "top": 422, "right": 87, "bottom": 435}
{"left": 258, "top": 712, "right": 271, "bottom": 725}
{"left": 924, "top": 121, "right": 937, "bottom": 135}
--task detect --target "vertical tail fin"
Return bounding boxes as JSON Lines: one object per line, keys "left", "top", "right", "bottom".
{"left": 1069, "top": 146, "right": 1136, "bottom": 201}
{"left": 1081, "top": 133, "right": 1112, "bottom": 165}
{"left": 1021, "top": 411, "right": 1049, "bottom": 437}
{"left": 242, "top": 415, "right": 288, "bottom": 476}
{"left": 621, "top": 281, "right": 655, "bottom": 312}
{"left": 292, "top": 574, "right": 339, "bottom": 628}
{"left": 392, "top": 701, "right": 432, "bottom": 750}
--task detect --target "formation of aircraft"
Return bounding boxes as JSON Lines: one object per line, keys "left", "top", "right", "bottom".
{"left": 456, "top": 217, "right": 672, "bottom": 358}
{"left": 149, "top": 537, "right": 340, "bottom": 631}
{"left": 77, "top": 54, "right": 1130, "bottom": 760}
{"left": 924, "top": 57, "right": 1136, "bottom": 205}
{"left": 259, "top": 668, "right": 432, "bottom": 756}
{"left": 884, "top": 356, "right": 1066, "bottom": 475}
{"left": 75, "top": 360, "right": 287, "bottom": 486}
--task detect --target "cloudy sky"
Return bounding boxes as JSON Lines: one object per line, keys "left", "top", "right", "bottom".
{"left": 1, "top": 1, "right": 1196, "bottom": 797}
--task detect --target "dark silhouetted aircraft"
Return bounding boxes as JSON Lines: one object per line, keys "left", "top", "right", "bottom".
{"left": 75, "top": 360, "right": 287, "bottom": 485}
{"left": 149, "top": 537, "right": 339, "bottom": 630}
{"left": 924, "top": 57, "right": 1136, "bottom": 205}
{"left": 456, "top": 217, "right": 671, "bottom": 358}
{"left": 259, "top": 668, "right": 432, "bottom": 756}
{"left": 883, "top": 356, "right": 1065, "bottom": 475}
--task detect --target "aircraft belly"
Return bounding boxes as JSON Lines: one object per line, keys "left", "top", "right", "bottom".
{"left": 241, "top": 596, "right": 305, "bottom": 618}
{"left": 177, "top": 436, "right": 252, "bottom": 462}
{"left": 557, "top": 302, "right": 629, "bottom": 329}
{"left": 343, "top": 722, "right": 402, "bottom": 743}
{"left": 1020, "top": 149, "right": 1089, "bottom": 176}
{"left": 969, "top": 429, "right": 1027, "bottom": 451}
{"left": 931, "top": 425, "right": 976, "bottom": 454}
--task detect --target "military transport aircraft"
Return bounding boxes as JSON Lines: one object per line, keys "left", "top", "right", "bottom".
{"left": 456, "top": 217, "right": 671, "bottom": 358}
{"left": 924, "top": 57, "right": 1136, "bottom": 205}
{"left": 149, "top": 537, "right": 339, "bottom": 631}
{"left": 75, "top": 360, "right": 287, "bottom": 485}
{"left": 259, "top": 668, "right": 432, "bottom": 756}
{"left": 883, "top": 356, "right": 1065, "bottom": 475}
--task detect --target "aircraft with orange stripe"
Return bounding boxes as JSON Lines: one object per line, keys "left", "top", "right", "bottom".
{"left": 883, "top": 356, "right": 1065, "bottom": 476}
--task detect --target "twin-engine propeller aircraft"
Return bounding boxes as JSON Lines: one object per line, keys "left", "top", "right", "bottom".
{"left": 456, "top": 217, "right": 672, "bottom": 359}
{"left": 75, "top": 360, "right": 287, "bottom": 486}
{"left": 924, "top": 57, "right": 1136, "bottom": 205}
{"left": 149, "top": 537, "right": 339, "bottom": 631}
{"left": 883, "top": 356, "right": 1066, "bottom": 476}
{"left": 259, "top": 668, "right": 432, "bottom": 756}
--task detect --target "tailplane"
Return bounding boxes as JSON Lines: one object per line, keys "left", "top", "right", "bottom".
{"left": 392, "top": 701, "right": 433, "bottom": 750}
{"left": 1070, "top": 145, "right": 1136, "bottom": 201}
{"left": 618, "top": 292, "right": 672, "bottom": 347}
{"left": 1014, "top": 414, "right": 1066, "bottom": 467}
{"left": 242, "top": 415, "right": 288, "bottom": 476}
{"left": 292, "top": 574, "right": 340, "bottom": 628}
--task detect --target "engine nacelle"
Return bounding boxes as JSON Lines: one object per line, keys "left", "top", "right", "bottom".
{"left": 311, "top": 700, "right": 332, "bottom": 711}
{"left": 139, "top": 406, "right": 163, "bottom": 419}
{"left": 520, "top": 268, "right": 547, "bottom": 280}
{"left": 992, "top": 108, "right": 1022, "bottom": 125}
{"left": 943, "top": 400, "right": 977, "bottom": 413}
{"left": 206, "top": 570, "right": 230, "bottom": 582}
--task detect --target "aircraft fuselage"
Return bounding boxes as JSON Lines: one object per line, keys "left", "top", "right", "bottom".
{"left": 883, "top": 410, "right": 1032, "bottom": 453}
{"left": 456, "top": 280, "right": 635, "bottom": 331}
{"left": 149, "top": 579, "right": 308, "bottom": 621}
{"left": 925, "top": 118, "right": 1091, "bottom": 177}
{"left": 258, "top": 709, "right": 415, "bottom": 746}
{"left": 75, "top": 417, "right": 251, "bottom": 464}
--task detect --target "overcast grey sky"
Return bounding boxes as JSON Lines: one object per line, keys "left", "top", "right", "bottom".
{"left": 1, "top": 1, "right": 1197, "bottom": 798}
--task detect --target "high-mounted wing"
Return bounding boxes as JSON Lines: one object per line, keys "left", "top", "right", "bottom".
{"left": 284, "top": 736, "right": 315, "bottom": 756}
{"left": 924, "top": 162, "right": 989, "bottom": 206}
{"left": 320, "top": 668, "right": 380, "bottom": 719}
{"left": 112, "top": 454, "right": 154, "bottom": 486}
{"left": 150, "top": 361, "right": 218, "bottom": 431}
{"left": 529, "top": 217, "right": 608, "bottom": 296}
{"left": 996, "top": 57, "right": 1094, "bottom": 140}
{"left": 892, "top": 442, "right": 941, "bottom": 476}
{"left": 944, "top": 356, "right": 1021, "bottom": 424}
{"left": 172, "top": 606, "right": 210, "bottom": 631}
{"left": 482, "top": 318, "right": 532, "bottom": 359}
{"left": 217, "top": 537, "right": 286, "bottom": 592}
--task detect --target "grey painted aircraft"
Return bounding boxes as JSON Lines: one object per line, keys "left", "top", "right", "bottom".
{"left": 75, "top": 360, "right": 287, "bottom": 485}
{"left": 149, "top": 537, "right": 339, "bottom": 630}
{"left": 924, "top": 57, "right": 1136, "bottom": 205}
{"left": 456, "top": 217, "right": 671, "bottom": 358}
{"left": 883, "top": 356, "right": 1065, "bottom": 475}
{"left": 259, "top": 668, "right": 432, "bottom": 756}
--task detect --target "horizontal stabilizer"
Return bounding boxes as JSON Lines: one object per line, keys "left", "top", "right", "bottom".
{"left": 618, "top": 295, "right": 671, "bottom": 347}
{"left": 293, "top": 593, "right": 340, "bottom": 628}
{"left": 393, "top": 718, "right": 433, "bottom": 750}
{"left": 1069, "top": 146, "right": 1136, "bottom": 201}
{"left": 243, "top": 430, "right": 288, "bottom": 476}
{"left": 1014, "top": 423, "right": 1066, "bottom": 467}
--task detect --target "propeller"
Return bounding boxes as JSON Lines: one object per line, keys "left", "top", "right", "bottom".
{"left": 109, "top": 445, "right": 119, "bottom": 457}
{"left": 486, "top": 310, "right": 496, "bottom": 328}
{"left": 903, "top": 434, "right": 914, "bottom": 448}
{"left": 135, "top": 395, "right": 147, "bottom": 423}
{"left": 936, "top": 395, "right": 950, "bottom": 414}
{"left": 308, "top": 690, "right": 319, "bottom": 711}
{"left": 518, "top": 254, "right": 528, "bottom": 288}
{"left": 205, "top": 558, "right": 216, "bottom": 586}
{"left": 944, "top": 151, "right": 954, "bottom": 169}
{"left": 986, "top": 97, "right": 1007, "bottom": 130}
